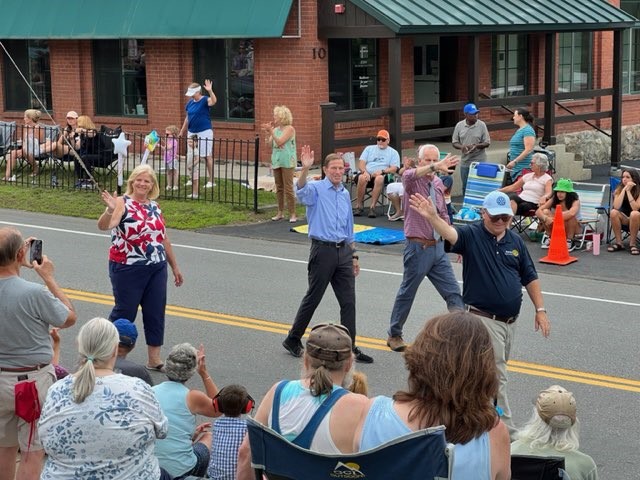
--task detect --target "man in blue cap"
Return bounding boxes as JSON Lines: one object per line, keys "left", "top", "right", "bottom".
{"left": 452, "top": 103, "right": 491, "bottom": 196}
{"left": 113, "top": 318, "right": 154, "bottom": 385}
{"left": 408, "top": 189, "right": 550, "bottom": 440}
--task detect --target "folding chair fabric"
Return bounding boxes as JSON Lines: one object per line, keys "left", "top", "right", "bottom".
{"left": 0, "top": 121, "right": 17, "bottom": 156}
{"left": 453, "top": 162, "right": 506, "bottom": 224}
{"left": 511, "top": 454, "right": 566, "bottom": 480}
{"left": 247, "top": 417, "right": 454, "bottom": 480}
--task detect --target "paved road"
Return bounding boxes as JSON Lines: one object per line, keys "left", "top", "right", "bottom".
{"left": 1, "top": 209, "right": 638, "bottom": 478}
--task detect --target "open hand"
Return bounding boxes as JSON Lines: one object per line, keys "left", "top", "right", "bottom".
{"left": 101, "top": 190, "right": 118, "bottom": 211}
{"left": 300, "top": 145, "right": 314, "bottom": 168}
{"left": 409, "top": 193, "right": 437, "bottom": 219}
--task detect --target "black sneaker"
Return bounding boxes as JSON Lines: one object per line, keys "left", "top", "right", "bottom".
{"left": 353, "top": 347, "right": 373, "bottom": 364}
{"left": 282, "top": 337, "right": 303, "bottom": 358}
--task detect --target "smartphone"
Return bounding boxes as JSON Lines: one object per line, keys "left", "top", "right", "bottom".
{"left": 29, "top": 240, "right": 43, "bottom": 265}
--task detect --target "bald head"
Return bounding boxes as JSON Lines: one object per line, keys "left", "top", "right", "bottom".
{"left": 0, "top": 227, "right": 23, "bottom": 267}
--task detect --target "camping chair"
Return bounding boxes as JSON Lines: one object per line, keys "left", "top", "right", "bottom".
{"left": 0, "top": 121, "right": 17, "bottom": 159}
{"left": 350, "top": 171, "right": 393, "bottom": 213}
{"left": 510, "top": 166, "right": 556, "bottom": 239}
{"left": 540, "top": 182, "right": 608, "bottom": 250}
{"left": 606, "top": 165, "right": 640, "bottom": 245}
{"left": 453, "top": 162, "right": 506, "bottom": 224}
{"left": 247, "top": 417, "right": 454, "bottom": 480}
{"left": 511, "top": 454, "right": 567, "bottom": 480}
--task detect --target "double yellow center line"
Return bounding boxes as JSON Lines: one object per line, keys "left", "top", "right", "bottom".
{"left": 64, "top": 288, "right": 640, "bottom": 393}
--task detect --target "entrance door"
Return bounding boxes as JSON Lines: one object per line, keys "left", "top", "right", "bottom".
{"left": 413, "top": 37, "right": 440, "bottom": 127}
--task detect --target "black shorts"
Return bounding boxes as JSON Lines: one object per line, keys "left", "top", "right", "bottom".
{"left": 354, "top": 172, "right": 393, "bottom": 188}
{"left": 508, "top": 194, "right": 537, "bottom": 215}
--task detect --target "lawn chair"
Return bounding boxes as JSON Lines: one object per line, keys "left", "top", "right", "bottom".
{"left": 606, "top": 165, "right": 640, "bottom": 245}
{"left": 246, "top": 417, "right": 454, "bottom": 480}
{"left": 511, "top": 454, "right": 566, "bottom": 480}
{"left": 0, "top": 121, "right": 17, "bottom": 159}
{"left": 453, "top": 162, "right": 506, "bottom": 224}
{"left": 540, "top": 182, "right": 608, "bottom": 250}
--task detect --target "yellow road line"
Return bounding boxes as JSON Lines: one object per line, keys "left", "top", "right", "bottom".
{"left": 63, "top": 288, "right": 639, "bottom": 392}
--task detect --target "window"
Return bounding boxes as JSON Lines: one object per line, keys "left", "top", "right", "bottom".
{"left": 558, "top": 32, "right": 592, "bottom": 92}
{"left": 194, "top": 39, "right": 255, "bottom": 120}
{"left": 621, "top": 1, "right": 640, "bottom": 94}
{"left": 491, "top": 35, "right": 527, "bottom": 98}
{"left": 328, "top": 39, "right": 378, "bottom": 110}
{"left": 93, "top": 40, "right": 147, "bottom": 116}
{"left": 3, "top": 40, "right": 52, "bottom": 111}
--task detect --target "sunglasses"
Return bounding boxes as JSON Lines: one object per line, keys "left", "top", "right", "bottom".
{"left": 488, "top": 214, "right": 512, "bottom": 223}
{"left": 376, "top": 137, "right": 388, "bottom": 142}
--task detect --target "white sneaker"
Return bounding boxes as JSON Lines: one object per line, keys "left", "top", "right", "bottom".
{"left": 165, "top": 185, "right": 173, "bottom": 191}
{"left": 541, "top": 237, "right": 550, "bottom": 249}
{"left": 7, "top": 175, "right": 16, "bottom": 182}
{"left": 188, "top": 193, "right": 199, "bottom": 199}
{"left": 172, "top": 186, "right": 179, "bottom": 191}
{"left": 185, "top": 180, "right": 193, "bottom": 187}
{"left": 205, "top": 181, "right": 215, "bottom": 188}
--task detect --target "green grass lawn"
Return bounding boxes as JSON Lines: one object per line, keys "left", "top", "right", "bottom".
{"left": 0, "top": 183, "right": 303, "bottom": 230}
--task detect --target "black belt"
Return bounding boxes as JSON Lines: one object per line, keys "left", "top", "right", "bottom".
{"left": 312, "top": 238, "right": 346, "bottom": 248}
{"left": 0, "top": 363, "right": 50, "bottom": 373}
{"left": 467, "top": 306, "right": 518, "bottom": 324}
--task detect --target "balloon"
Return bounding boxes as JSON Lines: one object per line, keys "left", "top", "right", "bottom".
{"left": 144, "top": 130, "right": 159, "bottom": 152}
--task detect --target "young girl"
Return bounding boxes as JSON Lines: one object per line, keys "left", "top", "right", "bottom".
{"left": 163, "top": 125, "right": 179, "bottom": 191}
{"left": 4, "top": 109, "right": 48, "bottom": 181}
{"left": 535, "top": 178, "right": 581, "bottom": 251}
{"left": 608, "top": 167, "right": 640, "bottom": 254}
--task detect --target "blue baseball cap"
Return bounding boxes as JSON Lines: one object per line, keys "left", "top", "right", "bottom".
{"left": 482, "top": 191, "right": 513, "bottom": 216}
{"left": 113, "top": 318, "right": 138, "bottom": 347}
{"left": 463, "top": 103, "right": 479, "bottom": 115}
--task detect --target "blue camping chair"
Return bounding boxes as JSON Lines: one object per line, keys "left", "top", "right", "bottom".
{"left": 247, "top": 417, "right": 454, "bottom": 480}
{"left": 453, "top": 162, "right": 506, "bottom": 224}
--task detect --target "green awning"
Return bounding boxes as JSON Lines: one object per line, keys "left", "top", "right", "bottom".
{"left": 350, "top": 0, "right": 638, "bottom": 34}
{"left": 0, "top": 0, "right": 293, "bottom": 39}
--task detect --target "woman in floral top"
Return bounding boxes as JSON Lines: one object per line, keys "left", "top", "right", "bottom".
{"left": 98, "top": 164, "right": 184, "bottom": 370}
{"left": 38, "top": 317, "right": 170, "bottom": 480}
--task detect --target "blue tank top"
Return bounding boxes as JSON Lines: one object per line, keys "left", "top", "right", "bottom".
{"left": 360, "top": 396, "right": 491, "bottom": 480}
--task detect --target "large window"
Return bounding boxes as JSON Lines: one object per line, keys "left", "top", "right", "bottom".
{"left": 3, "top": 40, "right": 52, "bottom": 111}
{"left": 328, "top": 39, "right": 378, "bottom": 110}
{"left": 621, "top": 1, "right": 640, "bottom": 94}
{"left": 194, "top": 39, "right": 254, "bottom": 120}
{"left": 558, "top": 33, "right": 592, "bottom": 92}
{"left": 93, "top": 40, "right": 147, "bottom": 116}
{"left": 491, "top": 35, "right": 527, "bottom": 98}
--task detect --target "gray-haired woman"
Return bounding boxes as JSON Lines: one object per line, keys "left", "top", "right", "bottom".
{"left": 38, "top": 317, "right": 170, "bottom": 480}
{"left": 500, "top": 152, "right": 553, "bottom": 215}
{"left": 152, "top": 343, "right": 221, "bottom": 479}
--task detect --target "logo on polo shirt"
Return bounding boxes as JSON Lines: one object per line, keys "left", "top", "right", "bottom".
{"left": 505, "top": 249, "right": 520, "bottom": 257}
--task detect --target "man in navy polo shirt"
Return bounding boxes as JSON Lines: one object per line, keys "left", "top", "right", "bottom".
{"left": 408, "top": 190, "right": 550, "bottom": 438}
{"left": 282, "top": 146, "right": 373, "bottom": 364}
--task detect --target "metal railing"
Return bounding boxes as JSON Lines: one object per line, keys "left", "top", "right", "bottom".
{"left": 0, "top": 124, "right": 261, "bottom": 212}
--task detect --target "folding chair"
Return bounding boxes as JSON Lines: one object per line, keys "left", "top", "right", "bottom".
{"left": 247, "top": 417, "right": 454, "bottom": 480}
{"left": 540, "top": 182, "right": 608, "bottom": 250}
{"left": 0, "top": 121, "right": 17, "bottom": 159}
{"left": 606, "top": 165, "right": 640, "bottom": 245}
{"left": 509, "top": 166, "right": 555, "bottom": 239}
{"left": 351, "top": 171, "right": 392, "bottom": 212}
{"left": 453, "top": 162, "right": 506, "bottom": 224}
{"left": 511, "top": 454, "right": 567, "bottom": 480}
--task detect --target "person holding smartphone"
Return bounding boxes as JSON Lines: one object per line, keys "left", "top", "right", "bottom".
{"left": 0, "top": 227, "right": 77, "bottom": 480}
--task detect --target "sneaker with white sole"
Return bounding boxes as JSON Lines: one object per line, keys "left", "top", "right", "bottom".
{"left": 188, "top": 193, "right": 199, "bottom": 199}
{"left": 165, "top": 185, "right": 173, "bottom": 191}
{"left": 205, "top": 181, "right": 215, "bottom": 188}
{"left": 185, "top": 180, "right": 193, "bottom": 186}
{"left": 541, "top": 237, "right": 550, "bottom": 249}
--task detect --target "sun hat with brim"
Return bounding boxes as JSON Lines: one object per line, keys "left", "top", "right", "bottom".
{"left": 305, "top": 324, "right": 352, "bottom": 362}
{"left": 553, "top": 178, "right": 575, "bottom": 193}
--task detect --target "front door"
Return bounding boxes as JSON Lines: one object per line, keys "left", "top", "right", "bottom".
{"left": 413, "top": 36, "right": 440, "bottom": 127}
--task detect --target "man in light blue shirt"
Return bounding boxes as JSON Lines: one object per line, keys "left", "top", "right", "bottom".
{"left": 353, "top": 129, "right": 400, "bottom": 218}
{"left": 282, "top": 146, "right": 373, "bottom": 364}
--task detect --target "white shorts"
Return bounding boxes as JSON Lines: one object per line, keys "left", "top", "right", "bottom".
{"left": 188, "top": 129, "right": 213, "bottom": 157}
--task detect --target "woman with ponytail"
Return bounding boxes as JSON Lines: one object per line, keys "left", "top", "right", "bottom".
{"left": 38, "top": 317, "right": 171, "bottom": 480}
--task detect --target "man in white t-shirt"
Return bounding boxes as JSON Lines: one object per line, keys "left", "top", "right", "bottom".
{"left": 353, "top": 129, "right": 400, "bottom": 218}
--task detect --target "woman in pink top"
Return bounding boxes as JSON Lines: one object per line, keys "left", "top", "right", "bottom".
{"left": 500, "top": 152, "right": 553, "bottom": 215}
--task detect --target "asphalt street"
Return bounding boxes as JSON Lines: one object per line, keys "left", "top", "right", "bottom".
{"left": 1, "top": 208, "right": 638, "bottom": 478}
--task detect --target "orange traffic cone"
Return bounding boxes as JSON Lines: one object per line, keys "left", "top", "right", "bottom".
{"left": 540, "top": 206, "right": 578, "bottom": 265}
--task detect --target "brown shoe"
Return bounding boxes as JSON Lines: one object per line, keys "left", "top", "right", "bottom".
{"left": 387, "top": 335, "right": 407, "bottom": 352}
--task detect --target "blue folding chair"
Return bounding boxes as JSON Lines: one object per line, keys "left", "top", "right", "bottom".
{"left": 247, "top": 417, "right": 454, "bottom": 480}
{"left": 453, "top": 162, "right": 506, "bottom": 224}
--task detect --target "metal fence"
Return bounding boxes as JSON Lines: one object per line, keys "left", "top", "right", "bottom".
{"left": 0, "top": 123, "right": 261, "bottom": 211}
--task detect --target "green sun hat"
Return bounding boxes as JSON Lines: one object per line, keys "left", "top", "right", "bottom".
{"left": 553, "top": 178, "right": 575, "bottom": 193}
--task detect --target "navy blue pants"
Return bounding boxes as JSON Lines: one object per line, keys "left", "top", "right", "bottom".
{"left": 108, "top": 261, "right": 167, "bottom": 346}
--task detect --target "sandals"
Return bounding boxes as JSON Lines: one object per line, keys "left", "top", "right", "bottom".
{"left": 607, "top": 243, "right": 624, "bottom": 252}
{"left": 271, "top": 215, "right": 284, "bottom": 221}
{"left": 631, "top": 246, "right": 640, "bottom": 256}
{"left": 145, "top": 363, "right": 166, "bottom": 372}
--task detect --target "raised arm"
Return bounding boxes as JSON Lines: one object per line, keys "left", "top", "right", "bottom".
{"left": 408, "top": 193, "right": 459, "bottom": 244}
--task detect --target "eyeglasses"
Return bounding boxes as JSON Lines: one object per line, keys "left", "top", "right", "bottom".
{"left": 376, "top": 137, "right": 388, "bottom": 142}
{"left": 488, "top": 214, "right": 512, "bottom": 223}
